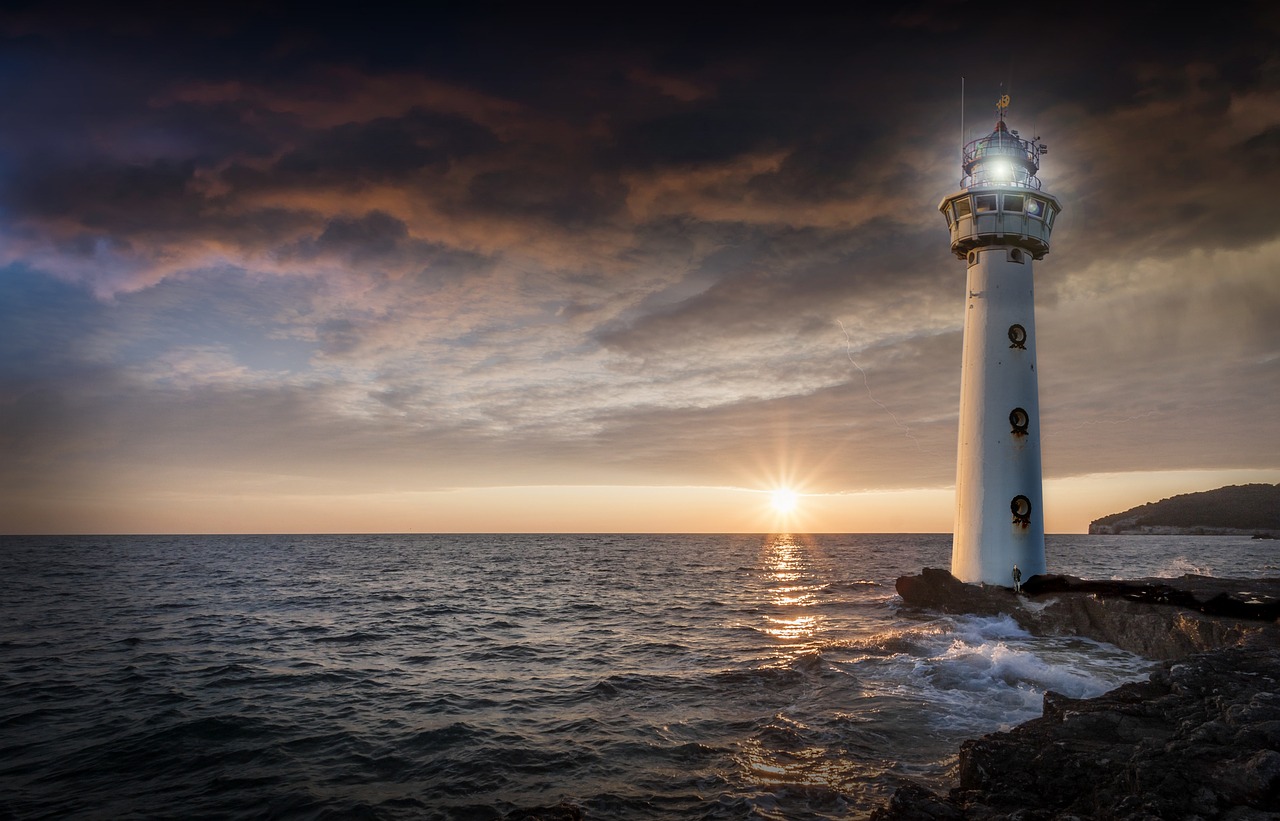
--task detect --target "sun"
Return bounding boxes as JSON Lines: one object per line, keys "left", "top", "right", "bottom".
{"left": 770, "top": 488, "right": 799, "bottom": 514}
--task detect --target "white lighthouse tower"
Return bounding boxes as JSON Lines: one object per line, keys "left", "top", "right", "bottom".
{"left": 941, "top": 97, "right": 1061, "bottom": 586}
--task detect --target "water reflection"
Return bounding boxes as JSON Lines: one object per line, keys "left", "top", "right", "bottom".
{"left": 760, "top": 534, "right": 824, "bottom": 644}
{"left": 763, "top": 614, "right": 819, "bottom": 641}
{"left": 771, "top": 586, "right": 816, "bottom": 607}
{"left": 741, "top": 737, "right": 870, "bottom": 791}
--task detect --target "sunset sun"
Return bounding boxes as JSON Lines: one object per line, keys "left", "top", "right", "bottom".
{"left": 770, "top": 488, "right": 799, "bottom": 514}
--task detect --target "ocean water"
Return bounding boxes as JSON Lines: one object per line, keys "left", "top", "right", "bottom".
{"left": 2, "top": 533, "right": 1277, "bottom": 820}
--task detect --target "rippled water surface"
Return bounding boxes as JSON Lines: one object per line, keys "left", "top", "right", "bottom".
{"left": 2, "top": 534, "right": 1275, "bottom": 819}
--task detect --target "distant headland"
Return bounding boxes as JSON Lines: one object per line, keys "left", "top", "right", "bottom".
{"left": 1088, "top": 483, "right": 1280, "bottom": 536}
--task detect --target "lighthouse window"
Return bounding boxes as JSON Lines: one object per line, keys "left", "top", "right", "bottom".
{"left": 1011, "top": 495, "right": 1033, "bottom": 525}
{"left": 953, "top": 198, "right": 972, "bottom": 219}
{"left": 974, "top": 194, "right": 997, "bottom": 213}
{"left": 1027, "top": 198, "right": 1046, "bottom": 219}
{"left": 1008, "top": 324, "right": 1027, "bottom": 349}
{"left": 1010, "top": 407, "right": 1030, "bottom": 434}
{"left": 1045, "top": 207, "right": 1057, "bottom": 227}
{"left": 1004, "top": 194, "right": 1025, "bottom": 213}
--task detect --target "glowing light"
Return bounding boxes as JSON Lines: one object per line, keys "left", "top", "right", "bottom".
{"left": 770, "top": 488, "right": 798, "bottom": 514}
{"left": 987, "top": 160, "right": 1013, "bottom": 181}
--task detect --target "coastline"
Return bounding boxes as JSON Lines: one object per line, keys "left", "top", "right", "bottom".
{"left": 876, "top": 570, "right": 1280, "bottom": 819}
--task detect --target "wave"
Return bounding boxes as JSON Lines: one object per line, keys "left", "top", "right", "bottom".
{"left": 1152, "top": 556, "right": 1215, "bottom": 577}
{"left": 821, "top": 579, "right": 884, "bottom": 592}
{"left": 903, "top": 614, "right": 1155, "bottom": 731}
{"left": 312, "top": 631, "right": 389, "bottom": 644}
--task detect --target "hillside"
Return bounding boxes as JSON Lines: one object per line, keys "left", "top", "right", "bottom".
{"left": 1088, "top": 483, "right": 1280, "bottom": 535}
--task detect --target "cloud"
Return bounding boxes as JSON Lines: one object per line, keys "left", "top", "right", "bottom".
{"left": 1039, "top": 65, "right": 1280, "bottom": 272}
{"left": 2, "top": 4, "right": 1278, "bottom": 532}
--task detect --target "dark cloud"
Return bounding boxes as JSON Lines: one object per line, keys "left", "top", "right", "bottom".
{"left": 466, "top": 167, "right": 628, "bottom": 225}
{"left": 317, "top": 211, "right": 408, "bottom": 254}
{"left": 7, "top": 159, "right": 197, "bottom": 227}
{"left": 277, "top": 211, "right": 495, "bottom": 289}
{"left": 274, "top": 109, "right": 498, "bottom": 183}
{"left": 618, "top": 102, "right": 778, "bottom": 168}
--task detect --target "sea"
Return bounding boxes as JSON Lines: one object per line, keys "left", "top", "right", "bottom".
{"left": 2, "top": 533, "right": 1277, "bottom": 820}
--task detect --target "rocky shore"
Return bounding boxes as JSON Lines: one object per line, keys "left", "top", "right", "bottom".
{"left": 876, "top": 569, "right": 1280, "bottom": 820}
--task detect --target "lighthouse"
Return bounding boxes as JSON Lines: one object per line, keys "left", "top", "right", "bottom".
{"left": 940, "top": 97, "right": 1061, "bottom": 586}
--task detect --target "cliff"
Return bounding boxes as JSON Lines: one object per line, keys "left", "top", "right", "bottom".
{"left": 876, "top": 569, "right": 1280, "bottom": 820}
{"left": 1088, "top": 483, "right": 1280, "bottom": 535}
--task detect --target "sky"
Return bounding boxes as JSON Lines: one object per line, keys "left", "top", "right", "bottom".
{"left": 2, "top": 2, "right": 1278, "bottom": 534}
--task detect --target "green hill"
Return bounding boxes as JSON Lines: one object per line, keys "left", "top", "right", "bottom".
{"left": 1088, "top": 484, "right": 1280, "bottom": 535}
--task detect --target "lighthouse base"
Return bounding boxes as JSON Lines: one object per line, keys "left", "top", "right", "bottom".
{"left": 950, "top": 531, "right": 1046, "bottom": 588}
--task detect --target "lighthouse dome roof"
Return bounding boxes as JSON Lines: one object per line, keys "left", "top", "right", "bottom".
{"left": 974, "top": 121, "right": 1032, "bottom": 159}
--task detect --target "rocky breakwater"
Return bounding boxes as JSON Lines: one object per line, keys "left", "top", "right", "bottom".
{"left": 876, "top": 569, "right": 1280, "bottom": 820}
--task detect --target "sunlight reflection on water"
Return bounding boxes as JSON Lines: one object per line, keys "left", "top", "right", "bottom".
{"left": 761, "top": 534, "right": 827, "bottom": 644}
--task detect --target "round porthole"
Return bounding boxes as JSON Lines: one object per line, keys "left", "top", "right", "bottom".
{"left": 1008, "top": 324, "right": 1027, "bottom": 349}
{"left": 1009, "top": 407, "right": 1029, "bottom": 435}
{"left": 967, "top": 251, "right": 978, "bottom": 266}
{"left": 1011, "top": 495, "right": 1032, "bottom": 525}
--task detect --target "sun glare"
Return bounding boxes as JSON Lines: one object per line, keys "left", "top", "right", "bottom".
{"left": 770, "top": 488, "right": 799, "bottom": 514}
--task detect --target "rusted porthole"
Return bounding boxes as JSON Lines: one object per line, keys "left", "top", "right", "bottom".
{"left": 1009, "top": 407, "right": 1029, "bottom": 435}
{"left": 1008, "top": 324, "right": 1027, "bottom": 349}
{"left": 1011, "top": 495, "right": 1032, "bottom": 526}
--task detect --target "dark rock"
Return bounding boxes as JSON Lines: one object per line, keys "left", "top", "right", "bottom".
{"left": 1019, "top": 574, "right": 1280, "bottom": 620}
{"left": 878, "top": 572, "right": 1280, "bottom": 820}
{"left": 896, "top": 569, "right": 1279, "bottom": 659}
{"left": 1021, "top": 574, "right": 1201, "bottom": 610}
{"left": 1201, "top": 591, "right": 1280, "bottom": 621}
{"left": 869, "top": 781, "right": 964, "bottom": 820}
{"left": 894, "top": 567, "right": 1016, "bottom": 616}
